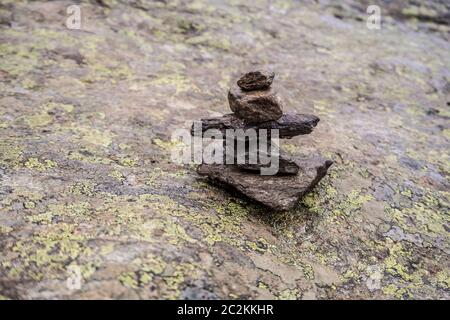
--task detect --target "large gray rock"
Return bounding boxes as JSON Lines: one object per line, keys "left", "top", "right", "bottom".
{"left": 228, "top": 85, "right": 283, "bottom": 122}
{"left": 237, "top": 70, "right": 275, "bottom": 91}
{"left": 197, "top": 156, "right": 332, "bottom": 211}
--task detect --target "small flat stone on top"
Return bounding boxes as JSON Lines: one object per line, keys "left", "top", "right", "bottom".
{"left": 237, "top": 70, "right": 275, "bottom": 91}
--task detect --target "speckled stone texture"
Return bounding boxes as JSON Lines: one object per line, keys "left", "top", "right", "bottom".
{"left": 0, "top": 0, "right": 449, "bottom": 300}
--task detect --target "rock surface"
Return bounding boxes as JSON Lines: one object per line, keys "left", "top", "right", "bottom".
{"left": 0, "top": 0, "right": 449, "bottom": 300}
{"left": 228, "top": 85, "right": 283, "bottom": 122}
{"left": 198, "top": 157, "right": 332, "bottom": 210}
{"left": 237, "top": 70, "right": 275, "bottom": 91}
{"left": 192, "top": 113, "right": 320, "bottom": 138}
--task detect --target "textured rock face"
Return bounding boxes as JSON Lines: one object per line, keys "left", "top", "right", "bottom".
{"left": 1, "top": 0, "right": 449, "bottom": 301}
{"left": 237, "top": 70, "right": 275, "bottom": 91}
{"left": 228, "top": 85, "right": 283, "bottom": 122}
{"left": 198, "top": 156, "right": 332, "bottom": 210}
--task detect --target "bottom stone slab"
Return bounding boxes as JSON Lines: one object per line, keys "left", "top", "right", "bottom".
{"left": 197, "top": 156, "right": 332, "bottom": 211}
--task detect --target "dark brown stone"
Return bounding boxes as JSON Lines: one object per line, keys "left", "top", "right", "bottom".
{"left": 236, "top": 154, "right": 300, "bottom": 175}
{"left": 191, "top": 113, "right": 320, "bottom": 139}
{"left": 228, "top": 85, "right": 282, "bottom": 122}
{"left": 237, "top": 70, "right": 275, "bottom": 91}
{"left": 197, "top": 156, "right": 332, "bottom": 211}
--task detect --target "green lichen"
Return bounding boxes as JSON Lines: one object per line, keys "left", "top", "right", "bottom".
{"left": 24, "top": 158, "right": 57, "bottom": 172}
{"left": 109, "top": 170, "right": 125, "bottom": 181}
{"left": 67, "top": 182, "right": 95, "bottom": 196}
{"left": 118, "top": 272, "right": 139, "bottom": 289}
{"left": 277, "top": 288, "right": 300, "bottom": 300}
{"left": 25, "top": 112, "right": 53, "bottom": 129}
{"left": 76, "top": 127, "right": 114, "bottom": 147}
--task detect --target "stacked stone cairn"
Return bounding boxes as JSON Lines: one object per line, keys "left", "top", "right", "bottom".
{"left": 192, "top": 70, "right": 332, "bottom": 211}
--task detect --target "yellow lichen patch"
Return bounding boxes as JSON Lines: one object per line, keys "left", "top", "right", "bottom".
{"left": 109, "top": 170, "right": 125, "bottom": 181}
{"left": 139, "top": 254, "right": 167, "bottom": 276}
{"left": 185, "top": 33, "right": 231, "bottom": 51}
{"left": 277, "top": 288, "right": 300, "bottom": 300}
{"left": 26, "top": 211, "right": 56, "bottom": 225}
{"left": 68, "top": 149, "right": 112, "bottom": 165}
{"left": 150, "top": 62, "right": 195, "bottom": 94}
{"left": 67, "top": 182, "right": 95, "bottom": 196}
{"left": 164, "top": 263, "right": 199, "bottom": 299}
{"left": 281, "top": 143, "right": 300, "bottom": 155}
{"left": 43, "top": 102, "right": 75, "bottom": 113}
{"left": 313, "top": 100, "right": 333, "bottom": 115}
{"left": 432, "top": 270, "right": 450, "bottom": 289}
{"left": 152, "top": 73, "right": 193, "bottom": 94}
{"left": 80, "top": 48, "right": 134, "bottom": 83}
{"left": 25, "top": 112, "right": 53, "bottom": 128}
{"left": 153, "top": 138, "right": 185, "bottom": 152}
{"left": 382, "top": 283, "right": 411, "bottom": 299}
{"left": 0, "top": 141, "right": 23, "bottom": 168}
{"left": 442, "top": 128, "right": 450, "bottom": 139}
{"left": 380, "top": 240, "right": 428, "bottom": 299}
{"left": 330, "top": 189, "right": 374, "bottom": 217}
{"left": 24, "top": 158, "right": 57, "bottom": 172}
{"left": 386, "top": 192, "right": 447, "bottom": 237}
{"left": 145, "top": 167, "right": 188, "bottom": 187}
{"left": 27, "top": 202, "right": 92, "bottom": 225}
{"left": 119, "top": 157, "right": 137, "bottom": 167}
{"left": 6, "top": 223, "right": 92, "bottom": 281}
{"left": 118, "top": 254, "right": 168, "bottom": 289}
{"left": 118, "top": 272, "right": 139, "bottom": 289}
{"left": 0, "top": 225, "right": 13, "bottom": 234}
{"left": 164, "top": 222, "right": 196, "bottom": 245}
{"left": 21, "top": 78, "right": 37, "bottom": 90}
{"left": 75, "top": 127, "right": 114, "bottom": 147}
{"left": 0, "top": 43, "right": 39, "bottom": 77}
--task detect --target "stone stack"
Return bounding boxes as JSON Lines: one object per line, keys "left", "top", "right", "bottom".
{"left": 192, "top": 70, "right": 332, "bottom": 211}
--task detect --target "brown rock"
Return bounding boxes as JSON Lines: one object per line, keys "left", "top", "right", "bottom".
{"left": 237, "top": 70, "right": 275, "bottom": 91}
{"left": 233, "top": 148, "right": 300, "bottom": 175}
{"left": 197, "top": 156, "right": 332, "bottom": 211}
{"left": 237, "top": 156, "right": 300, "bottom": 175}
{"left": 228, "top": 85, "right": 282, "bottom": 122}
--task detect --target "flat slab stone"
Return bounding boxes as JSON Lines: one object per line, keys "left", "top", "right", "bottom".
{"left": 197, "top": 156, "right": 332, "bottom": 211}
{"left": 191, "top": 113, "right": 319, "bottom": 138}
